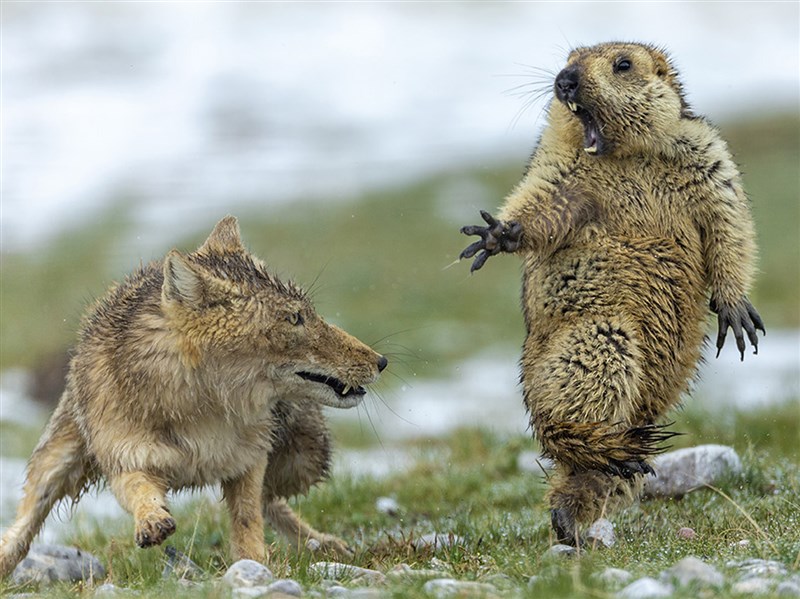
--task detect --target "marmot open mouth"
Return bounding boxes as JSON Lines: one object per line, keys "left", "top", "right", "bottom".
{"left": 566, "top": 101, "right": 602, "bottom": 155}
{"left": 296, "top": 371, "right": 366, "bottom": 399}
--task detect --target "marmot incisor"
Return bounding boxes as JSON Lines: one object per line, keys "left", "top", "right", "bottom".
{"left": 460, "top": 42, "right": 764, "bottom": 544}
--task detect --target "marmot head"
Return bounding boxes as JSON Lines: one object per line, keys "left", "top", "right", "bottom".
{"left": 551, "top": 42, "right": 691, "bottom": 157}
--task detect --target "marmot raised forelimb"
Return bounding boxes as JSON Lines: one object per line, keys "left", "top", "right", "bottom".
{"left": 460, "top": 42, "right": 764, "bottom": 544}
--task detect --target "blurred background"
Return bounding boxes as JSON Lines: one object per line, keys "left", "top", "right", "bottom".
{"left": 1, "top": 2, "right": 798, "bottom": 537}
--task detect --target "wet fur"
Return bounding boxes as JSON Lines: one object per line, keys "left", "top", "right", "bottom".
{"left": 0, "top": 216, "right": 385, "bottom": 576}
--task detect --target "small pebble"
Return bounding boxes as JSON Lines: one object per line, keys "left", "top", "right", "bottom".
{"left": 309, "top": 562, "right": 385, "bottom": 585}
{"left": 375, "top": 496, "right": 401, "bottom": 517}
{"left": 619, "top": 577, "right": 674, "bottom": 599}
{"left": 222, "top": 560, "right": 274, "bottom": 588}
{"left": 677, "top": 527, "right": 696, "bottom": 540}
{"left": 542, "top": 544, "right": 576, "bottom": 559}
{"left": 663, "top": 556, "right": 724, "bottom": 588}
{"left": 644, "top": 444, "right": 742, "bottom": 498}
{"left": 593, "top": 567, "right": 633, "bottom": 587}
{"left": 11, "top": 544, "right": 106, "bottom": 586}
{"left": 422, "top": 578, "right": 497, "bottom": 598}
{"left": 583, "top": 518, "right": 616, "bottom": 548}
{"left": 266, "top": 579, "right": 303, "bottom": 597}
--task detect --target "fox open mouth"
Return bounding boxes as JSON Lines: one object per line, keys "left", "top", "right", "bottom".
{"left": 296, "top": 371, "right": 366, "bottom": 400}
{"left": 566, "top": 101, "right": 602, "bottom": 155}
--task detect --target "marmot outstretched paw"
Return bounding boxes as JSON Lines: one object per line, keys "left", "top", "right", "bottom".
{"left": 460, "top": 210, "right": 522, "bottom": 272}
{"left": 711, "top": 297, "right": 765, "bottom": 360}
{"left": 605, "top": 458, "right": 654, "bottom": 479}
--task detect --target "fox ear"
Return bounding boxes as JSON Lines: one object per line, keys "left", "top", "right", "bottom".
{"left": 199, "top": 215, "right": 244, "bottom": 254}
{"left": 163, "top": 250, "right": 206, "bottom": 306}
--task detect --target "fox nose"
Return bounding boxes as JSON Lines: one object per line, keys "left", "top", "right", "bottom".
{"left": 377, "top": 355, "right": 388, "bottom": 372}
{"left": 555, "top": 65, "right": 580, "bottom": 102}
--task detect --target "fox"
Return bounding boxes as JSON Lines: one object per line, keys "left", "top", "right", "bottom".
{"left": 0, "top": 216, "right": 388, "bottom": 577}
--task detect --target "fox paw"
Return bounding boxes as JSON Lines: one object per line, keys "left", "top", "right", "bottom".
{"left": 305, "top": 533, "right": 354, "bottom": 559}
{"left": 135, "top": 510, "right": 176, "bottom": 548}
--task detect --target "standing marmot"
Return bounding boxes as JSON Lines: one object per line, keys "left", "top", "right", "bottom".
{"left": 460, "top": 42, "right": 764, "bottom": 545}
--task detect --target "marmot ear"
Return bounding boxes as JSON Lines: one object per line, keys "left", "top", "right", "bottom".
{"left": 198, "top": 215, "right": 244, "bottom": 254}
{"left": 163, "top": 250, "right": 206, "bottom": 306}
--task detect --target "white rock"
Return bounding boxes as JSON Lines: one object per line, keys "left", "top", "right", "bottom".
{"left": 542, "top": 544, "right": 576, "bottom": 558}
{"left": 644, "top": 444, "right": 742, "bottom": 498}
{"left": 232, "top": 588, "right": 270, "bottom": 598}
{"left": 222, "top": 560, "right": 274, "bottom": 588}
{"left": 375, "top": 496, "right": 401, "bottom": 516}
{"left": 662, "top": 556, "right": 724, "bottom": 588}
{"left": 309, "top": 562, "right": 385, "bottom": 585}
{"left": 732, "top": 577, "right": 774, "bottom": 595}
{"left": 584, "top": 518, "right": 616, "bottom": 548}
{"left": 422, "top": 578, "right": 497, "bottom": 598}
{"left": 266, "top": 579, "right": 303, "bottom": 596}
{"left": 777, "top": 580, "right": 800, "bottom": 596}
{"left": 618, "top": 577, "right": 674, "bottom": 599}
{"left": 594, "top": 567, "right": 633, "bottom": 587}
{"left": 728, "top": 558, "right": 789, "bottom": 580}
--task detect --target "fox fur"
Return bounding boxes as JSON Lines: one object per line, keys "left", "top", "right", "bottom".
{"left": 0, "top": 216, "right": 387, "bottom": 576}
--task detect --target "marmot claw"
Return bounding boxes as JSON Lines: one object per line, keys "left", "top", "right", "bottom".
{"left": 710, "top": 297, "right": 765, "bottom": 361}
{"left": 459, "top": 210, "right": 522, "bottom": 272}
{"left": 606, "top": 459, "right": 655, "bottom": 479}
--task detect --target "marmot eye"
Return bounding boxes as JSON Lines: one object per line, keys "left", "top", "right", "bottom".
{"left": 287, "top": 312, "right": 304, "bottom": 326}
{"left": 615, "top": 59, "right": 632, "bottom": 73}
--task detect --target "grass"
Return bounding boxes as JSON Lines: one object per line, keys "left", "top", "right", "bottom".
{"left": 1, "top": 402, "right": 797, "bottom": 597}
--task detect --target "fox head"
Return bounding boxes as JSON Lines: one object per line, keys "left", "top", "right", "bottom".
{"left": 160, "top": 216, "right": 387, "bottom": 408}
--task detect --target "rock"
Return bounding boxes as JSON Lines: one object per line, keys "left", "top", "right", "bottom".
{"left": 516, "top": 451, "right": 554, "bottom": 475}
{"left": 644, "top": 444, "right": 742, "bottom": 498}
{"left": 677, "top": 527, "right": 696, "bottom": 540}
{"left": 422, "top": 578, "right": 497, "bottom": 597}
{"left": 325, "top": 585, "right": 349, "bottom": 597}
{"left": 231, "top": 588, "right": 270, "bottom": 598}
{"left": 593, "top": 567, "right": 633, "bottom": 587}
{"left": 222, "top": 560, "right": 274, "bottom": 588}
{"left": 618, "top": 577, "right": 674, "bottom": 598}
{"left": 777, "top": 580, "right": 800, "bottom": 596}
{"left": 309, "top": 562, "right": 385, "bottom": 585}
{"left": 162, "top": 545, "right": 204, "bottom": 580}
{"left": 662, "top": 556, "right": 724, "bottom": 588}
{"left": 93, "top": 583, "right": 130, "bottom": 597}
{"left": 728, "top": 558, "right": 788, "bottom": 580}
{"left": 583, "top": 518, "right": 616, "bottom": 548}
{"left": 542, "top": 544, "right": 576, "bottom": 559}
{"left": 412, "top": 532, "right": 465, "bottom": 551}
{"left": 266, "top": 579, "right": 303, "bottom": 596}
{"left": 386, "top": 563, "right": 448, "bottom": 580}
{"left": 11, "top": 543, "right": 106, "bottom": 586}
{"left": 375, "top": 496, "right": 401, "bottom": 517}
{"left": 345, "top": 589, "right": 385, "bottom": 598}
{"left": 732, "top": 577, "right": 774, "bottom": 595}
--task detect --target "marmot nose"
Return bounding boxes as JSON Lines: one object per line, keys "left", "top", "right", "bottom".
{"left": 377, "top": 355, "right": 388, "bottom": 372}
{"left": 555, "top": 66, "right": 580, "bottom": 100}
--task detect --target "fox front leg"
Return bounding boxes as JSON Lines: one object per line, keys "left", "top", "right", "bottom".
{"left": 222, "top": 457, "right": 269, "bottom": 563}
{"left": 460, "top": 210, "right": 523, "bottom": 272}
{"left": 710, "top": 297, "right": 765, "bottom": 360}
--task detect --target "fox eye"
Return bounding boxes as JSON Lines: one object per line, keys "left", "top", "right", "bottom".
{"left": 286, "top": 311, "right": 304, "bottom": 326}
{"left": 614, "top": 58, "right": 632, "bottom": 73}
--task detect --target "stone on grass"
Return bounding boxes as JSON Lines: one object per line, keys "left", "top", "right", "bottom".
{"left": 644, "top": 444, "right": 741, "bottom": 498}
{"left": 162, "top": 545, "right": 204, "bottom": 580}
{"left": 728, "top": 558, "right": 789, "bottom": 580}
{"left": 542, "top": 544, "right": 576, "bottom": 559}
{"left": 618, "top": 577, "right": 674, "bottom": 599}
{"left": 93, "top": 583, "right": 129, "bottom": 597}
{"left": 583, "top": 518, "right": 616, "bottom": 548}
{"left": 309, "top": 561, "right": 385, "bottom": 585}
{"left": 777, "top": 580, "right": 800, "bottom": 597}
{"left": 732, "top": 577, "right": 774, "bottom": 595}
{"left": 422, "top": 578, "right": 497, "bottom": 597}
{"left": 593, "top": 567, "right": 633, "bottom": 587}
{"left": 677, "top": 527, "right": 696, "bottom": 540}
{"left": 412, "top": 532, "right": 465, "bottom": 551}
{"left": 375, "top": 496, "right": 401, "bottom": 517}
{"left": 662, "top": 556, "right": 723, "bottom": 588}
{"left": 387, "top": 563, "right": 448, "bottom": 580}
{"left": 266, "top": 579, "right": 303, "bottom": 597}
{"left": 222, "top": 559, "right": 274, "bottom": 588}
{"left": 11, "top": 544, "right": 105, "bottom": 586}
